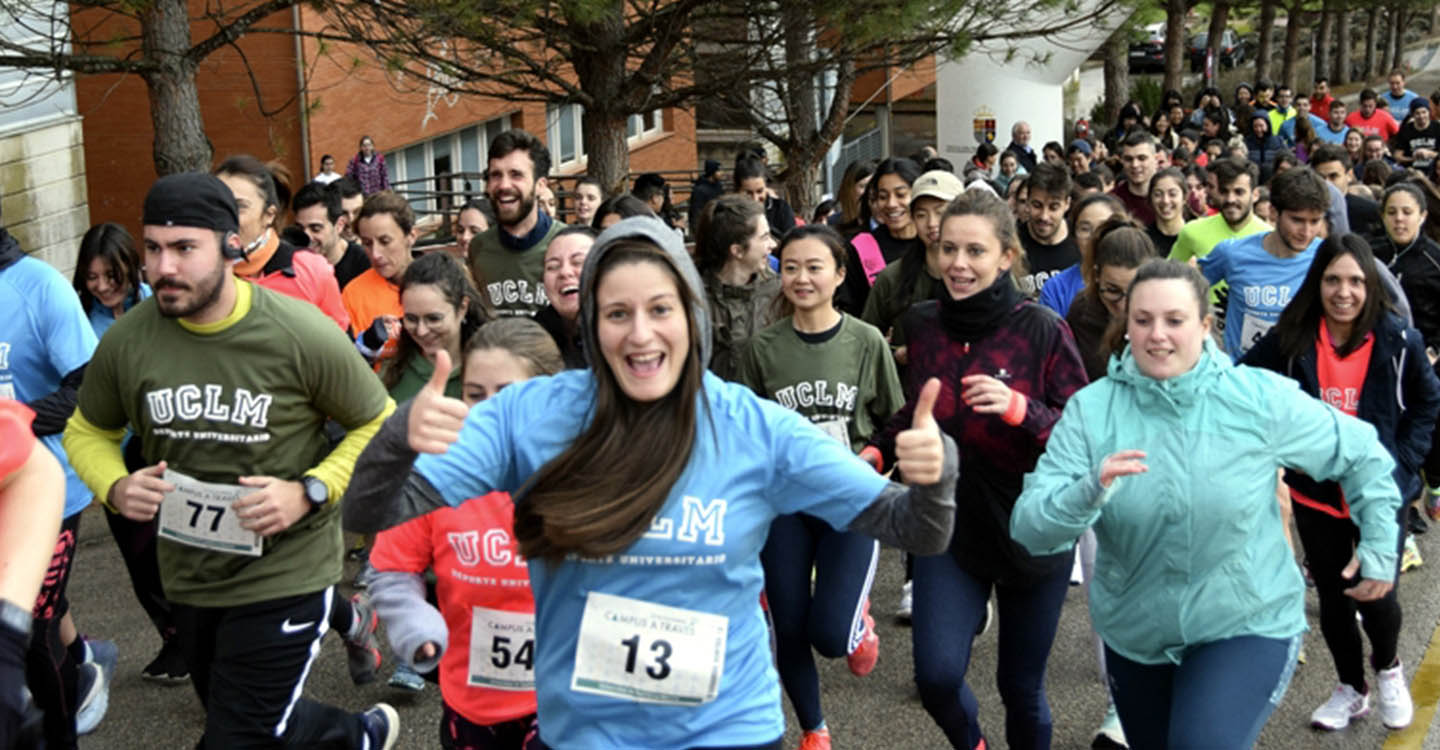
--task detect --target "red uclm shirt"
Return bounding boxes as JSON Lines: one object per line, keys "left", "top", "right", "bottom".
{"left": 1290, "top": 321, "right": 1373, "bottom": 518}
{"left": 370, "top": 492, "right": 536, "bottom": 726}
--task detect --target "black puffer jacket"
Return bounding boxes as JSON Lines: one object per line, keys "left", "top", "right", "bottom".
{"left": 1373, "top": 233, "right": 1440, "bottom": 350}
{"left": 1244, "top": 313, "right": 1440, "bottom": 509}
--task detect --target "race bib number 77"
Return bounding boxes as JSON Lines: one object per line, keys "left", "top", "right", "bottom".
{"left": 157, "top": 469, "right": 263, "bottom": 556}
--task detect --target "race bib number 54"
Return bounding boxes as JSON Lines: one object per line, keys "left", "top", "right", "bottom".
{"left": 157, "top": 469, "right": 263, "bottom": 556}
{"left": 469, "top": 607, "right": 535, "bottom": 690}
{"left": 571, "top": 592, "right": 728, "bottom": 706}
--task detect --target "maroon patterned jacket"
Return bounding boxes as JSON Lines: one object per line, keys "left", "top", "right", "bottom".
{"left": 872, "top": 297, "right": 1090, "bottom": 583}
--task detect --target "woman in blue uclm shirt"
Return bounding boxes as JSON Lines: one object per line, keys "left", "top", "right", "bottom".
{"left": 343, "top": 216, "right": 961, "bottom": 750}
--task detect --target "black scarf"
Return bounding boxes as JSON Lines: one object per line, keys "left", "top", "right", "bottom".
{"left": 937, "top": 271, "right": 1022, "bottom": 341}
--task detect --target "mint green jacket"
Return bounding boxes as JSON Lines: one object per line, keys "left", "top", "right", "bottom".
{"left": 1011, "top": 340, "right": 1400, "bottom": 665}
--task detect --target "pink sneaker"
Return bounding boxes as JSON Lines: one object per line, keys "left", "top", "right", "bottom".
{"left": 847, "top": 599, "right": 879, "bottom": 676}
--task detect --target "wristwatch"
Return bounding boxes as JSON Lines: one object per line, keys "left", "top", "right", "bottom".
{"left": 302, "top": 476, "right": 328, "bottom": 509}
{"left": 0, "top": 599, "right": 32, "bottom": 638}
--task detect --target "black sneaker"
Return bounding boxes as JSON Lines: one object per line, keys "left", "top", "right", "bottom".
{"left": 360, "top": 703, "right": 399, "bottom": 750}
{"left": 142, "top": 637, "right": 189, "bottom": 685}
{"left": 1409, "top": 505, "right": 1429, "bottom": 535}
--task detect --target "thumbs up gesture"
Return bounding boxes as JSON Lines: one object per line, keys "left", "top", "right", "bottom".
{"left": 408, "top": 350, "right": 470, "bottom": 454}
{"left": 895, "top": 378, "right": 945, "bottom": 485}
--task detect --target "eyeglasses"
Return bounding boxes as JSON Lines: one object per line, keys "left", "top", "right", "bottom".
{"left": 1097, "top": 284, "right": 1128, "bottom": 303}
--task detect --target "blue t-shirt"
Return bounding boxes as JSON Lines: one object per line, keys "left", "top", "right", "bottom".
{"left": 88, "top": 282, "right": 153, "bottom": 340}
{"left": 1199, "top": 232, "right": 1319, "bottom": 361}
{"left": 1278, "top": 113, "right": 1327, "bottom": 146}
{"left": 1037, "top": 264, "right": 1084, "bottom": 318}
{"left": 0, "top": 256, "right": 99, "bottom": 517}
{"left": 1314, "top": 124, "right": 1349, "bottom": 145}
{"left": 1381, "top": 89, "right": 1421, "bottom": 118}
{"left": 414, "top": 370, "right": 889, "bottom": 748}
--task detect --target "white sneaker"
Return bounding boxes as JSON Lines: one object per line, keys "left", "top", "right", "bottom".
{"left": 1377, "top": 662, "right": 1414, "bottom": 729}
{"left": 1093, "top": 702, "right": 1128, "bottom": 748}
{"left": 895, "top": 580, "right": 913, "bottom": 621}
{"left": 1311, "top": 683, "right": 1370, "bottom": 730}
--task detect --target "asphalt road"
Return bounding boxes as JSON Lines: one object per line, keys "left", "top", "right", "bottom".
{"left": 61, "top": 500, "right": 1440, "bottom": 749}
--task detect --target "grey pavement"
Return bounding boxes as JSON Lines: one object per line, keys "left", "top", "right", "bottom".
{"left": 65, "top": 499, "right": 1440, "bottom": 749}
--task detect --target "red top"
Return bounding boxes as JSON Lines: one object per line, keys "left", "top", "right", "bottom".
{"left": 1291, "top": 320, "right": 1373, "bottom": 517}
{"left": 0, "top": 400, "right": 36, "bottom": 480}
{"left": 1344, "top": 109, "right": 1400, "bottom": 141}
{"left": 247, "top": 248, "right": 350, "bottom": 331}
{"left": 370, "top": 492, "right": 537, "bottom": 726}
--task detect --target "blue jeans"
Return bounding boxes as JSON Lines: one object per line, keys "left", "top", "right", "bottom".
{"left": 1106, "top": 634, "right": 1300, "bottom": 749}
{"left": 911, "top": 551, "right": 1070, "bottom": 749}
{"left": 761, "top": 513, "right": 878, "bottom": 731}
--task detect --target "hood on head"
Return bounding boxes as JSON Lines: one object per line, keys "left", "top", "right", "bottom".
{"left": 0, "top": 228, "right": 20, "bottom": 271}
{"left": 578, "top": 215, "right": 712, "bottom": 370}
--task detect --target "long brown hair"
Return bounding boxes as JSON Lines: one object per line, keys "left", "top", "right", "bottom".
{"left": 514, "top": 241, "right": 708, "bottom": 562}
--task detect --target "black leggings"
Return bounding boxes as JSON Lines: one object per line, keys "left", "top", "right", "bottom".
{"left": 1294, "top": 502, "right": 1404, "bottom": 692}
{"left": 28, "top": 513, "right": 81, "bottom": 750}
{"left": 102, "top": 509, "right": 174, "bottom": 640}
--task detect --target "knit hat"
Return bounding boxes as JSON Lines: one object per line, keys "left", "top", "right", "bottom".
{"left": 1069, "top": 139, "right": 1093, "bottom": 156}
{"left": 142, "top": 172, "right": 239, "bottom": 233}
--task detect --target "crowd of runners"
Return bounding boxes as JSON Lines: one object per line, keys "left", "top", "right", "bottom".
{"left": 3, "top": 65, "right": 1440, "bottom": 750}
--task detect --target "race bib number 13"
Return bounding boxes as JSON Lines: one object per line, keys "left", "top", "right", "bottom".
{"left": 157, "top": 469, "right": 262, "bottom": 556}
{"left": 571, "top": 591, "right": 728, "bottom": 706}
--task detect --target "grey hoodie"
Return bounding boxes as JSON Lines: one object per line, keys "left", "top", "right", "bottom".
{"left": 580, "top": 215, "right": 712, "bottom": 370}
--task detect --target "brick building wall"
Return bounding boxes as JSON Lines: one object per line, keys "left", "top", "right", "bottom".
{"left": 77, "top": 7, "right": 698, "bottom": 234}
{"left": 76, "top": 3, "right": 304, "bottom": 232}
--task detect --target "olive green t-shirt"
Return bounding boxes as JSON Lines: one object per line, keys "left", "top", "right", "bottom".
{"left": 736, "top": 314, "right": 904, "bottom": 453}
{"left": 77, "top": 283, "right": 389, "bottom": 607}
{"left": 467, "top": 220, "right": 566, "bottom": 318}
{"left": 861, "top": 259, "right": 942, "bottom": 347}
{"left": 386, "top": 352, "right": 464, "bottom": 403}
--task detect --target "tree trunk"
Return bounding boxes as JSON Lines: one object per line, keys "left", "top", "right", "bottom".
{"left": 568, "top": 3, "right": 632, "bottom": 195}
{"left": 1280, "top": 1, "right": 1304, "bottom": 92}
{"left": 1206, "top": 0, "right": 1230, "bottom": 86}
{"left": 1314, "top": 0, "right": 1333, "bottom": 86}
{"left": 1373, "top": 7, "right": 1388, "bottom": 77}
{"left": 1256, "top": 0, "right": 1276, "bottom": 83}
{"left": 1392, "top": 3, "right": 1407, "bottom": 74}
{"left": 1103, "top": 26, "right": 1130, "bottom": 125}
{"left": 1333, "top": 2, "right": 1351, "bottom": 85}
{"left": 140, "top": 0, "right": 210, "bottom": 175}
{"left": 777, "top": 5, "right": 821, "bottom": 215}
{"left": 580, "top": 109, "right": 631, "bottom": 197}
{"left": 1162, "top": 0, "right": 1187, "bottom": 93}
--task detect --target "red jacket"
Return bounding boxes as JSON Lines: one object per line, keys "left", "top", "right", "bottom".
{"left": 244, "top": 242, "right": 349, "bottom": 331}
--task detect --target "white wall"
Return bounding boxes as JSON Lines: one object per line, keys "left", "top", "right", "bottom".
{"left": 937, "top": 4, "right": 1122, "bottom": 165}
{"left": 0, "top": 3, "right": 89, "bottom": 275}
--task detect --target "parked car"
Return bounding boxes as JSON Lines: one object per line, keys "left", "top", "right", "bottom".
{"left": 1129, "top": 24, "right": 1166, "bottom": 74}
{"left": 1189, "top": 29, "right": 1247, "bottom": 73}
